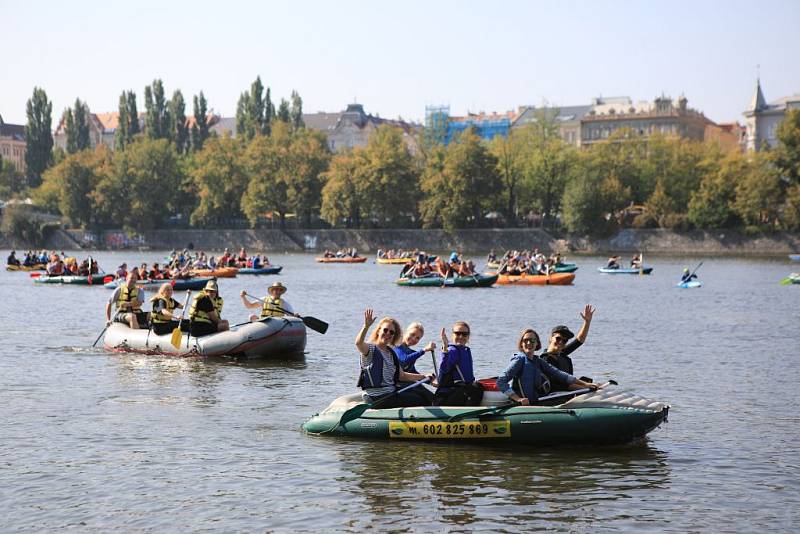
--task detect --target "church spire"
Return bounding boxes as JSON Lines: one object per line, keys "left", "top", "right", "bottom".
{"left": 749, "top": 78, "right": 767, "bottom": 112}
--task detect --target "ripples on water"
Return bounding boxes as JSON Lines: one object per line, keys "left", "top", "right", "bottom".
{"left": 1, "top": 252, "right": 799, "bottom": 531}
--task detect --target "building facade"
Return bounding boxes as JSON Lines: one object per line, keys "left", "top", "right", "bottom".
{"left": 0, "top": 115, "right": 26, "bottom": 173}
{"left": 580, "top": 95, "right": 713, "bottom": 146}
{"left": 743, "top": 79, "right": 800, "bottom": 151}
{"left": 511, "top": 104, "right": 592, "bottom": 147}
{"left": 425, "top": 105, "right": 515, "bottom": 145}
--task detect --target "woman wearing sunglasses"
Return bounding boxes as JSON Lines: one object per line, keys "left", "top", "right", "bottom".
{"left": 496, "top": 328, "right": 597, "bottom": 405}
{"left": 540, "top": 304, "right": 595, "bottom": 389}
{"left": 433, "top": 322, "right": 484, "bottom": 406}
{"left": 356, "top": 309, "right": 433, "bottom": 408}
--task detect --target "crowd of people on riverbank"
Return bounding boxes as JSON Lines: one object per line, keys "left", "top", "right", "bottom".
{"left": 356, "top": 304, "right": 599, "bottom": 408}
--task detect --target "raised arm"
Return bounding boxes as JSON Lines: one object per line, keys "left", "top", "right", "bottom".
{"left": 575, "top": 304, "right": 595, "bottom": 343}
{"left": 239, "top": 290, "right": 261, "bottom": 309}
{"left": 355, "top": 308, "right": 376, "bottom": 356}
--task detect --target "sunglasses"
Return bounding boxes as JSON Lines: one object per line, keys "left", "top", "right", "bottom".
{"left": 380, "top": 327, "right": 396, "bottom": 336}
{"left": 453, "top": 331, "right": 470, "bottom": 337}
{"left": 522, "top": 337, "right": 538, "bottom": 344}
{"left": 553, "top": 335, "right": 567, "bottom": 343}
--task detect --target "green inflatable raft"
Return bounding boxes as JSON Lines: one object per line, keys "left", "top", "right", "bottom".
{"left": 396, "top": 273, "right": 498, "bottom": 287}
{"left": 302, "top": 388, "right": 669, "bottom": 446}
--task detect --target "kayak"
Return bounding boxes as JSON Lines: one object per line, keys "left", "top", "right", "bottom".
{"left": 493, "top": 272, "right": 575, "bottom": 285}
{"left": 302, "top": 387, "right": 669, "bottom": 446}
{"left": 6, "top": 263, "right": 46, "bottom": 271}
{"left": 598, "top": 267, "right": 653, "bottom": 275}
{"left": 316, "top": 257, "right": 367, "bottom": 263}
{"left": 376, "top": 257, "right": 414, "bottom": 264}
{"left": 104, "top": 277, "right": 214, "bottom": 291}
{"left": 102, "top": 317, "right": 307, "bottom": 359}
{"left": 789, "top": 254, "right": 800, "bottom": 262}
{"left": 677, "top": 280, "right": 702, "bottom": 289}
{"left": 34, "top": 273, "right": 107, "bottom": 285}
{"left": 189, "top": 267, "right": 238, "bottom": 278}
{"left": 237, "top": 266, "right": 283, "bottom": 275}
{"left": 396, "top": 273, "right": 498, "bottom": 287}
{"left": 781, "top": 274, "right": 800, "bottom": 285}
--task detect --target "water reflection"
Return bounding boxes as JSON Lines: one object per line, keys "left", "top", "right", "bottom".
{"left": 336, "top": 440, "right": 670, "bottom": 529}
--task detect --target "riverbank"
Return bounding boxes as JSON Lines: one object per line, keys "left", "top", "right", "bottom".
{"left": 3, "top": 227, "right": 796, "bottom": 257}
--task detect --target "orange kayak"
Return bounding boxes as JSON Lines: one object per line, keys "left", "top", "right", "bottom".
{"left": 189, "top": 267, "right": 239, "bottom": 278}
{"left": 492, "top": 272, "right": 575, "bottom": 285}
{"left": 315, "top": 257, "right": 367, "bottom": 263}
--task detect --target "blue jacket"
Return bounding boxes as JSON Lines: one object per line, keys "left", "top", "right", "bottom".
{"left": 496, "top": 353, "right": 576, "bottom": 401}
{"left": 437, "top": 344, "right": 475, "bottom": 392}
{"left": 393, "top": 344, "right": 426, "bottom": 373}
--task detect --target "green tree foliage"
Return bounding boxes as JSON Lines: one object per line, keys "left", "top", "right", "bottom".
{"left": 419, "top": 129, "right": 500, "bottom": 231}
{"left": 39, "top": 146, "right": 111, "bottom": 228}
{"left": 1, "top": 204, "right": 42, "bottom": 243}
{"left": 235, "top": 77, "right": 275, "bottom": 140}
{"left": 189, "top": 136, "right": 248, "bottom": 226}
{"left": 781, "top": 184, "right": 800, "bottom": 231}
{"left": 64, "top": 98, "right": 91, "bottom": 154}
{"left": 115, "top": 90, "right": 139, "bottom": 150}
{"left": 561, "top": 167, "right": 607, "bottom": 234}
{"left": 170, "top": 90, "right": 188, "bottom": 154}
{"left": 290, "top": 90, "right": 304, "bottom": 130}
{"left": 732, "top": 152, "right": 783, "bottom": 227}
{"left": 235, "top": 93, "right": 248, "bottom": 138}
{"left": 144, "top": 79, "right": 172, "bottom": 140}
{"left": 0, "top": 159, "right": 27, "bottom": 200}
{"left": 24, "top": 87, "right": 54, "bottom": 188}
{"left": 241, "top": 122, "right": 331, "bottom": 228}
{"left": 772, "top": 108, "right": 800, "bottom": 185}
{"left": 191, "top": 92, "right": 210, "bottom": 151}
{"left": 277, "top": 99, "right": 291, "bottom": 123}
{"left": 92, "top": 138, "right": 182, "bottom": 232}
{"left": 489, "top": 132, "right": 524, "bottom": 225}
{"left": 321, "top": 151, "right": 366, "bottom": 228}
{"left": 687, "top": 150, "right": 742, "bottom": 229}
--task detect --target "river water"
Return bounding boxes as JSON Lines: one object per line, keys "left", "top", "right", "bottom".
{"left": 2, "top": 251, "right": 798, "bottom": 532}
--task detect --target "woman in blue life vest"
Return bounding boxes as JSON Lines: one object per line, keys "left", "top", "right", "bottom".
{"left": 496, "top": 328, "right": 597, "bottom": 405}
{"left": 356, "top": 309, "right": 433, "bottom": 408}
{"left": 434, "top": 321, "right": 484, "bottom": 406}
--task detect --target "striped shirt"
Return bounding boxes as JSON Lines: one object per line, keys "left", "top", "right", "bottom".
{"left": 360, "top": 344, "right": 397, "bottom": 401}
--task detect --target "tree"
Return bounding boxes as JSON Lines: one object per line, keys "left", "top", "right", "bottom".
{"left": 116, "top": 90, "right": 139, "bottom": 150}
{"left": 772, "top": 108, "right": 800, "bottom": 185}
{"left": 561, "top": 168, "right": 606, "bottom": 234}
{"left": 277, "top": 99, "right": 291, "bottom": 123}
{"left": 489, "top": 132, "right": 524, "bottom": 225}
{"left": 687, "top": 150, "right": 740, "bottom": 229}
{"left": 235, "top": 92, "right": 248, "bottom": 138}
{"left": 189, "top": 136, "right": 248, "bottom": 226}
{"left": 285, "top": 127, "right": 330, "bottom": 226}
{"left": 419, "top": 129, "right": 501, "bottom": 231}
{"left": 191, "top": 92, "right": 210, "bottom": 151}
{"left": 290, "top": 90, "right": 304, "bottom": 130}
{"left": 93, "top": 139, "right": 182, "bottom": 232}
{"left": 241, "top": 131, "right": 289, "bottom": 228}
{"left": 24, "top": 87, "right": 54, "bottom": 188}
{"left": 170, "top": 90, "right": 188, "bottom": 154}
{"left": 64, "top": 98, "right": 91, "bottom": 154}
{"left": 144, "top": 79, "right": 172, "bottom": 140}
{"left": 0, "top": 159, "right": 27, "bottom": 200}
{"left": 733, "top": 153, "right": 783, "bottom": 227}
{"left": 127, "top": 90, "right": 140, "bottom": 136}
{"left": 321, "top": 151, "right": 366, "bottom": 228}
{"left": 40, "top": 146, "right": 111, "bottom": 228}
{"left": 247, "top": 76, "right": 265, "bottom": 138}
{"left": 264, "top": 87, "right": 275, "bottom": 135}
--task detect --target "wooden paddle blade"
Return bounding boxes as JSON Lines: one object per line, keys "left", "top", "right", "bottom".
{"left": 302, "top": 315, "right": 328, "bottom": 334}
{"left": 170, "top": 327, "right": 183, "bottom": 348}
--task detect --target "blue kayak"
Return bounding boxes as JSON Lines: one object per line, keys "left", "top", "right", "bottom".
{"left": 598, "top": 267, "right": 653, "bottom": 275}
{"left": 104, "top": 277, "right": 213, "bottom": 291}
{"left": 237, "top": 265, "right": 283, "bottom": 275}
{"left": 789, "top": 254, "right": 800, "bottom": 262}
{"left": 677, "top": 280, "right": 702, "bottom": 289}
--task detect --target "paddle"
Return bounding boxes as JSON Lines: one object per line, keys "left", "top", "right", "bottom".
{"left": 639, "top": 252, "right": 644, "bottom": 276}
{"left": 170, "top": 290, "right": 193, "bottom": 349}
{"left": 335, "top": 376, "right": 432, "bottom": 429}
{"left": 688, "top": 261, "right": 703, "bottom": 280}
{"left": 91, "top": 323, "right": 110, "bottom": 348}
{"left": 242, "top": 292, "right": 328, "bottom": 334}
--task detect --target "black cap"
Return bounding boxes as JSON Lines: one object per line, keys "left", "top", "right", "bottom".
{"left": 550, "top": 325, "right": 575, "bottom": 339}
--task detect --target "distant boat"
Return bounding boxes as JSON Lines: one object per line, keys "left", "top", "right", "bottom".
{"left": 789, "top": 254, "right": 800, "bottom": 262}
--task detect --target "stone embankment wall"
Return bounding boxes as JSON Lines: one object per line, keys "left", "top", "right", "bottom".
{"left": 21, "top": 227, "right": 800, "bottom": 257}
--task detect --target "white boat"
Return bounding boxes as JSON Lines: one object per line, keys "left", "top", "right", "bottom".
{"left": 102, "top": 317, "right": 307, "bottom": 359}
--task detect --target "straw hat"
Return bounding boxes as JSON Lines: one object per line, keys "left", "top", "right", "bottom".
{"left": 268, "top": 281, "right": 287, "bottom": 294}
{"left": 204, "top": 279, "right": 219, "bottom": 292}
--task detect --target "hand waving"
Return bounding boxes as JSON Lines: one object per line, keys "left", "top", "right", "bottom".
{"left": 581, "top": 304, "right": 595, "bottom": 323}
{"left": 364, "top": 308, "right": 376, "bottom": 328}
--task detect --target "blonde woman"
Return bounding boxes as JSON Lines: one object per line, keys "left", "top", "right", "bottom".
{"left": 356, "top": 309, "right": 432, "bottom": 408}
{"left": 149, "top": 283, "right": 186, "bottom": 336}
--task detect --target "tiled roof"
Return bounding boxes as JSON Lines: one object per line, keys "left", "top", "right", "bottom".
{"left": 303, "top": 112, "right": 342, "bottom": 131}
{"left": 0, "top": 122, "right": 25, "bottom": 140}
{"left": 514, "top": 105, "right": 592, "bottom": 126}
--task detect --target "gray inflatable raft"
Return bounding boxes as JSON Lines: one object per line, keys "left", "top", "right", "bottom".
{"left": 102, "top": 317, "right": 307, "bottom": 359}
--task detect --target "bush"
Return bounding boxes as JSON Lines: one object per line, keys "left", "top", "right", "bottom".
{"left": 661, "top": 213, "right": 690, "bottom": 231}
{"left": 632, "top": 212, "right": 658, "bottom": 229}
{"left": 1, "top": 205, "right": 42, "bottom": 244}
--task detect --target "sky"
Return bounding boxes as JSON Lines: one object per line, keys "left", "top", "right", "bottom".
{"left": 2, "top": 0, "right": 799, "bottom": 127}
